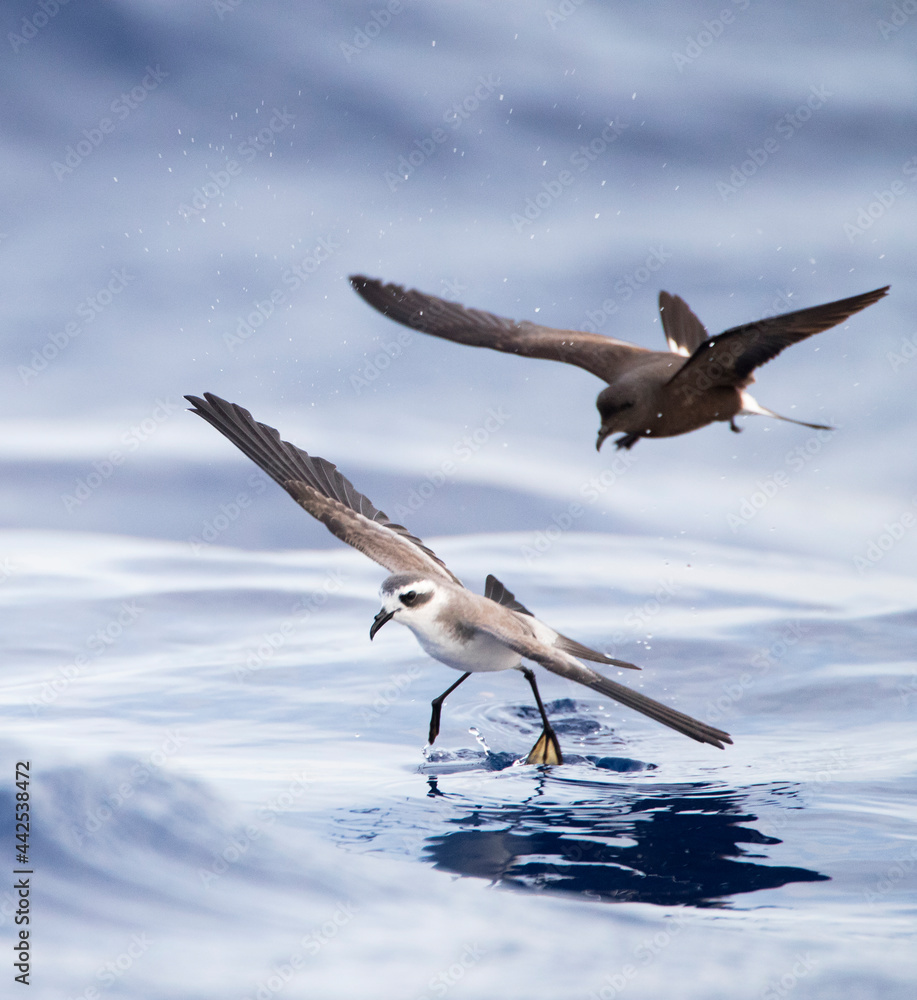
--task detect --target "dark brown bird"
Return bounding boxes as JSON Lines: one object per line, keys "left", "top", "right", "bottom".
{"left": 350, "top": 276, "right": 888, "bottom": 450}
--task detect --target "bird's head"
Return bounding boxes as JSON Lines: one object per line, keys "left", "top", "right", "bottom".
{"left": 370, "top": 574, "right": 441, "bottom": 639}
{"left": 595, "top": 391, "right": 634, "bottom": 451}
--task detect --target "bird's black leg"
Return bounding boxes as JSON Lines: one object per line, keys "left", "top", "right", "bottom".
{"left": 729, "top": 418, "right": 742, "bottom": 433}
{"left": 428, "top": 672, "right": 471, "bottom": 744}
{"left": 614, "top": 432, "right": 641, "bottom": 450}
{"left": 519, "top": 666, "right": 563, "bottom": 765}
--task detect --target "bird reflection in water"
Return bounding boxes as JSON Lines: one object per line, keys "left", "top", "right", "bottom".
{"left": 420, "top": 776, "right": 827, "bottom": 907}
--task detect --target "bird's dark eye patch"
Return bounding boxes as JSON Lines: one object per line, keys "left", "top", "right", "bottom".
{"left": 397, "top": 588, "right": 432, "bottom": 608}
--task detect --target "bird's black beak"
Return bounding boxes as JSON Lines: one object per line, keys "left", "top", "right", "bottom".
{"left": 596, "top": 428, "right": 610, "bottom": 452}
{"left": 369, "top": 608, "right": 395, "bottom": 640}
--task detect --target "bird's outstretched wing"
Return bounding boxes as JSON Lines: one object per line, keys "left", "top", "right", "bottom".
{"left": 668, "top": 285, "right": 889, "bottom": 393}
{"left": 658, "top": 291, "right": 708, "bottom": 356}
{"left": 186, "top": 393, "right": 461, "bottom": 585}
{"left": 473, "top": 618, "right": 731, "bottom": 748}
{"left": 350, "top": 275, "right": 648, "bottom": 382}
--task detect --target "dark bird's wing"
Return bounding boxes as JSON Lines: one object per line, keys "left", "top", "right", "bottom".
{"left": 474, "top": 619, "right": 731, "bottom": 748}
{"left": 350, "top": 275, "right": 648, "bottom": 382}
{"left": 668, "top": 285, "right": 889, "bottom": 392}
{"left": 185, "top": 393, "right": 461, "bottom": 585}
{"left": 658, "top": 291, "right": 708, "bottom": 356}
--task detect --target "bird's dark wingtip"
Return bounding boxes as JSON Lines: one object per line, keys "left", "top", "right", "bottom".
{"left": 861, "top": 284, "right": 890, "bottom": 305}
{"left": 185, "top": 393, "right": 255, "bottom": 431}
{"left": 184, "top": 393, "right": 210, "bottom": 414}
{"left": 350, "top": 275, "right": 405, "bottom": 311}
{"left": 185, "top": 391, "right": 224, "bottom": 412}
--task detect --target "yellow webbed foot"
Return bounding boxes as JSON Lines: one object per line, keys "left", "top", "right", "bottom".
{"left": 525, "top": 728, "right": 564, "bottom": 766}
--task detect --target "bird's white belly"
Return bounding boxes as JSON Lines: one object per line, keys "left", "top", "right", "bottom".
{"left": 410, "top": 625, "right": 522, "bottom": 673}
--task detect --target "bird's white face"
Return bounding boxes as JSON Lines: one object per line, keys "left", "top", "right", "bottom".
{"left": 369, "top": 575, "right": 444, "bottom": 640}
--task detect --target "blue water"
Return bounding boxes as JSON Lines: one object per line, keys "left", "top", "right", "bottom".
{"left": 1, "top": 2, "right": 916, "bottom": 997}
